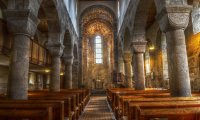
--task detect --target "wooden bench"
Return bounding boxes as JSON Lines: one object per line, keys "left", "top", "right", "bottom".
{"left": 126, "top": 97, "right": 200, "bottom": 120}
{"left": 29, "top": 91, "right": 86, "bottom": 119}
{"left": 0, "top": 101, "right": 63, "bottom": 120}
{"left": 108, "top": 89, "right": 168, "bottom": 110}
{"left": 110, "top": 90, "right": 169, "bottom": 118}
{"left": 0, "top": 100, "right": 65, "bottom": 120}
{"left": 116, "top": 93, "right": 170, "bottom": 119}
{"left": 128, "top": 101, "right": 200, "bottom": 120}
{"left": 0, "top": 109, "right": 52, "bottom": 120}
{"left": 28, "top": 93, "right": 76, "bottom": 120}
{"left": 136, "top": 106, "right": 200, "bottom": 120}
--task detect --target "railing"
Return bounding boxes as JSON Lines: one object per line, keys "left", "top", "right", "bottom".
{"left": 29, "top": 40, "right": 51, "bottom": 66}
{"left": 0, "top": 37, "right": 51, "bottom": 66}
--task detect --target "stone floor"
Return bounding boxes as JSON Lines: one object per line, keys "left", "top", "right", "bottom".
{"left": 79, "top": 96, "right": 116, "bottom": 120}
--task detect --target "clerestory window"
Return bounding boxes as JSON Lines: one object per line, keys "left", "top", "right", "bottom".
{"left": 95, "top": 36, "right": 103, "bottom": 64}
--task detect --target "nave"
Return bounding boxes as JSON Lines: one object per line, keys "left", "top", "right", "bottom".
{"left": 0, "top": 0, "right": 200, "bottom": 120}
{"left": 79, "top": 96, "right": 115, "bottom": 120}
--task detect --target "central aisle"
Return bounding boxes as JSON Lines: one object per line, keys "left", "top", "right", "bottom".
{"left": 79, "top": 96, "right": 115, "bottom": 120}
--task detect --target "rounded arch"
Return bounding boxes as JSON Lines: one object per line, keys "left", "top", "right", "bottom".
{"left": 80, "top": 5, "right": 116, "bottom": 23}
{"left": 63, "top": 29, "right": 74, "bottom": 56}
{"left": 132, "top": 0, "right": 156, "bottom": 38}
{"left": 123, "top": 27, "right": 131, "bottom": 52}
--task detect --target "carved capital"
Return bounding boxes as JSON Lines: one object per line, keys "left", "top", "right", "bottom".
{"left": 123, "top": 52, "right": 132, "bottom": 63}
{"left": 47, "top": 42, "right": 64, "bottom": 57}
{"left": 6, "top": 10, "right": 39, "bottom": 37}
{"left": 157, "top": 5, "right": 192, "bottom": 32}
{"left": 63, "top": 55, "right": 74, "bottom": 65}
{"left": 131, "top": 41, "right": 147, "bottom": 53}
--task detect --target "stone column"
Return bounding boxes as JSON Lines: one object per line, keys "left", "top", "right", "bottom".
{"left": 63, "top": 55, "right": 74, "bottom": 89}
{"left": 118, "top": 57, "right": 125, "bottom": 74}
{"left": 157, "top": 5, "right": 192, "bottom": 97}
{"left": 6, "top": 10, "right": 39, "bottom": 100}
{"left": 131, "top": 41, "right": 147, "bottom": 90}
{"left": 35, "top": 73, "right": 43, "bottom": 90}
{"left": 123, "top": 52, "right": 132, "bottom": 88}
{"left": 72, "top": 60, "right": 79, "bottom": 88}
{"left": 47, "top": 43, "right": 64, "bottom": 92}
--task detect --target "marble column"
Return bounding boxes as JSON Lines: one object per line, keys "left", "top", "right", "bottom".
{"left": 6, "top": 10, "right": 39, "bottom": 100}
{"left": 157, "top": 5, "right": 192, "bottom": 97}
{"left": 123, "top": 52, "right": 132, "bottom": 88}
{"left": 131, "top": 41, "right": 147, "bottom": 90}
{"left": 63, "top": 55, "right": 74, "bottom": 89}
{"left": 47, "top": 43, "right": 64, "bottom": 92}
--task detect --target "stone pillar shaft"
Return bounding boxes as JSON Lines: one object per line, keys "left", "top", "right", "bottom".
{"left": 64, "top": 64, "right": 73, "bottom": 88}
{"left": 166, "top": 29, "right": 191, "bottom": 96}
{"left": 124, "top": 53, "right": 132, "bottom": 88}
{"left": 157, "top": 5, "right": 192, "bottom": 96}
{"left": 8, "top": 35, "right": 30, "bottom": 99}
{"left": 134, "top": 53, "right": 145, "bottom": 90}
{"left": 63, "top": 55, "right": 74, "bottom": 89}
{"left": 6, "top": 10, "right": 39, "bottom": 100}
{"left": 50, "top": 56, "right": 61, "bottom": 91}
{"left": 131, "top": 41, "right": 147, "bottom": 90}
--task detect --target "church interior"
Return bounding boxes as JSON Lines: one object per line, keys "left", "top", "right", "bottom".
{"left": 0, "top": 0, "right": 200, "bottom": 120}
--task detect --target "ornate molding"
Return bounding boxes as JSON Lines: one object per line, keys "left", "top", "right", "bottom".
{"left": 63, "top": 55, "right": 74, "bottom": 65}
{"left": 47, "top": 42, "right": 64, "bottom": 57}
{"left": 156, "top": 5, "right": 192, "bottom": 32}
{"left": 131, "top": 41, "right": 147, "bottom": 53}
{"left": 6, "top": 10, "right": 39, "bottom": 37}
{"left": 123, "top": 52, "right": 132, "bottom": 63}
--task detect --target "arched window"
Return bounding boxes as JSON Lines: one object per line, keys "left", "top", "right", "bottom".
{"left": 95, "top": 36, "right": 103, "bottom": 64}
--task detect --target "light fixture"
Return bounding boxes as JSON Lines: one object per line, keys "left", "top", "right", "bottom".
{"left": 45, "top": 69, "right": 50, "bottom": 73}
{"left": 149, "top": 45, "right": 155, "bottom": 50}
{"left": 60, "top": 72, "right": 64, "bottom": 76}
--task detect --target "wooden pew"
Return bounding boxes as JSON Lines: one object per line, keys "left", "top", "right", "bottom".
{"left": 108, "top": 89, "right": 168, "bottom": 110}
{"left": 126, "top": 97, "right": 200, "bottom": 120}
{"left": 111, "top": 90, "right": 169, "bottom": 117}
{"left": 0, "top": 100, "right": 64, "bottom": 120}
{"left": 28, "top": 93, "right": 75, "bottom": 120}
{"left": 0, "top": 109, "right": 52, "bottom": 120}
{"left": 0, "top": 102, "right": 57, "bottom": 120}
{"left": 28, "top": 89, "right": 90, "bottom": 120}
{"left": 116, "top": 93, "right": 170, "bottom": 119}
{"left": 136, "top": 105, "right": 200, "bottom": 120}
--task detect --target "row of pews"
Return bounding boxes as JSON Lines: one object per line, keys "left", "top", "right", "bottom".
{"left": 107, "top": 88, "right": 200, "bottom": 120}
{"left": 0, "top": 88, "right": 90, "bottom": 120}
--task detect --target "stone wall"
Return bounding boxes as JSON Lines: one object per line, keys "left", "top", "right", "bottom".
{"left": 0, "top": 65, "right": 8, "bottom": 93}
{"left": 186, "top": 25, "right": 200, "bottom": 91}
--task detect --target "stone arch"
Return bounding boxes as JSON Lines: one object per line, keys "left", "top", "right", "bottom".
{"left": 63, "top": 29, "right": 74, "bottom": 56}
{"left": 80, "top": 5, "right": 117, "bottom": 36}
{"left": 132, "top": 0, "right": 155, "bottom": 39}
{"left": 123, "top": 27, "right": 131, "bottom": 52}
{"left": 80, "top": 5, "right": 116, "bottom": 23}
{"left": 39, "top": 0, "right": 60, "bottom": 33}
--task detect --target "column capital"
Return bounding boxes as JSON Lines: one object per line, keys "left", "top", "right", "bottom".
{"left": 123, "top": 52, "right": 132, "bottom": 63}
{"left": 6, "top": 10, "right": 39, "bottom": 37}
{"left": 63, "top": 54, "right": 74, "bottom": 65}
{"left": 157, "top": 5, "right": 192, "bottom": 32}
{"left": 47, "top": 42, "right": 64, "bottom": 57}
{"left": 131, "top": 41, "right": 147, "bottom": 53}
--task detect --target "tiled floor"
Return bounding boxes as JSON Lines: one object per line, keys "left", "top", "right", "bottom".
{"left": 79, "top": 96, "right": 116, "bottom": 120}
